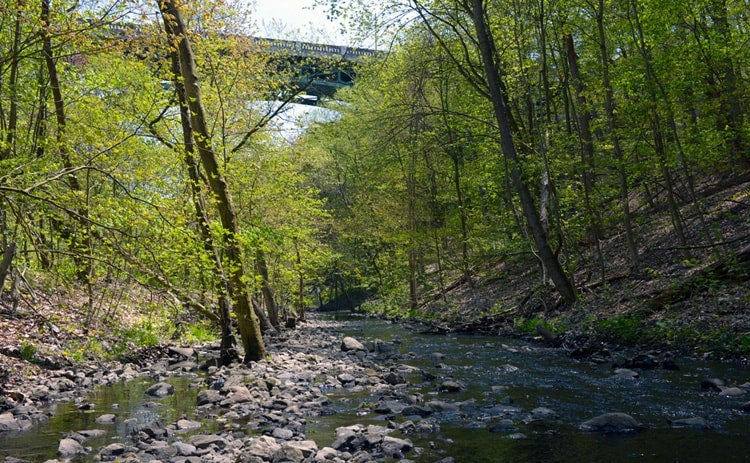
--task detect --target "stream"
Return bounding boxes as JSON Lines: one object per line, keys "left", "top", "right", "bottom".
{"left": 1, "top": 313, "right": 748, "bottom": 462}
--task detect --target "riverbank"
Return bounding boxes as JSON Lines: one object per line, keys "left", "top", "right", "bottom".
{"left": 0, "top": 316, "right": 426, "bottom": 462}
{"left": 364, "top": 176, "right": 750, "bottom": 361}
{"left": 2, "top": 313, "right": 750, "bottom": 463}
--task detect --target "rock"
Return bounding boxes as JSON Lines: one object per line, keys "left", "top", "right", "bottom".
{"left": 242, "top": 436, "right": 282, "bottom": 460}
{"left": 189, "top": 433, "right": 227, "bottom": 450}
{"left": 57, "top": 438, "right": 87, "bottom": 458}
{"left": 401, "top": 405, "right": 432, "bottom": 417}
{"left": 173, "top": 441, "right": 198, "bottom": 456}
{"left": 197, "top": 389, "right": 223, "bottom": 405}
{"left": 719, "top": 387, "right": 746, "bottom": 397}
{"left": 136, "top": 420, "right": 169, "bottom": 440}
{"left": 580, "top": 412, "right": 643, "bottom": 433}
{"left": 99, "top": 443, "right": 128, "bottom": 457}
{"left": 429, "top": 352, "right": 445, "bottom": 365}
{"left": 272, "top": 427, "right": 294, "bottom": 440}
{"left": 145, "top": 382, "right": 174, "bottom": 398}
{"left": 384, "top": 372, "right": 406, "bottom": 385}
{"left": 740, "top": 402, "right": 750, "bottom": 412}
{"left": 0, "top": 412, "right": 21, "bottom": 432}
{"left": 527, "top": 407, "right": 560, "bottom": 422}
{"left": 498, "top": 364, "right": 520, "bottom": 373}
{"left": 77, "top": 429, "right": 106, "bottom": 439}
{"left": 228, "top": 385, "right": 253, "bottom": 403}
{"left": 613, "top": 368, "right": 639, "bottom": 379}
{"left": 364, "top": 424, "right": 390, "bottom": 447}
{"left": 701, "top": 378, "right": 725, "bottom": 392}
{"left": 374, "top": 400, "right": 406, "bottom": 415}
{"left": 169, "top": 346, "right": 195, "bottom": 359}
{"left": 332, "top": 425, "right": 365, "bottom": 451}
{"left": 176, "top": 419, "right": 202, "bottom": 431}
{"left": 315, "top": 446, "right": 338, "bottom": 461}
{"left": 669, "top": 417, "right": 711, "bottom": 429}
{"left": 272, "top": 444, "right": 305, "bottom": 463}
{"left": 439, "top": 380, "right": 464, "bottom": 393}
{"left": 426, "top": 400, "right": 459, "bottom": 412}
{"left": 284, "top": 440, "right": 318, "bottom": 458}
{"left": 489, "top": 419, "right": 517, "bottom": 433}
{"left": 95, "top": 413, "right": 117, "bottom": 424}
{"left": 341, "top": 337, "right": 367, "bottom": 352}
{"left": 338, "top": 373, "right": 357, "bottom": 384}
{"left": 380, "top": 436, "right": 412, "bottom": 457}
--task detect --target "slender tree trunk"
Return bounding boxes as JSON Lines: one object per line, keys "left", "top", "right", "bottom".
{"left": 295, "top": 242, "right": 306, "bottom": 322}
{"left": 627, "top": 1, "right": 690, "bottom": 259}
{"left": 2, "top": 3, "right": 23, "bottom": 160}
{"left": 565, "top": 33, "right": 605, "bottom": 281}
{"left": 41, "top": 0, "right": 91, "bottom": 282}
{"left": 162, "top": 17, "right": 237, "bottom": 364}
{"left": 255, "top": 249, "right": 280, "bottom": 331}
{"left": 595, "top": 0, "right": 639, "bottom": 270}
{"left": 469, "top": 0, "right": 576, "bottom": 304}
{"left": 158, "top": 0, "right": 266, "bottom": 362}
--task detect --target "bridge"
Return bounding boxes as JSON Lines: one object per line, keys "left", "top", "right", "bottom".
{"left": 253, "top": 37, "right": 380, "bottom": 103}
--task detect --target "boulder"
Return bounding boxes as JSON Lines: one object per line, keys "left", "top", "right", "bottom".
{"left": 613, "top": 368, "right": 639, "bottom": 379}
{"left": 580, "top": 412, "right": 643, "bottom": 433}
{"left": 284, "top": 440, "right": 318, "bottom": 458}
{"left": 338, "top": 373, "right": 357, "bottom": 384}
{"left": 197, "top": 389, "right": 223, "bottom": 405}
{"left": 176, "top": 419, "right": 201, "bottom": 431}
{"left": 188, "top": 433, "right": 227, "bottom": 450}
{"left": 341, "top": 337, "right": 367, "bottom": 352}
{"left": 136, "top": 420, "right": 169, "bottom": 440}
{"left": 145, "top": 382, "right": 174, "bottom": 398}
{"left": 173, "top": 441, "right": 198, "bottom": 456}
{"left": 271, "top": 427, "right": 294, "bottom": 440}
{"left": 700, "top": 378, "right": 725, "bottom": 392}
{"left": 242, "top": 436, "right": 282, "bottom": 460}
{"left": 272, "top": 444, "right": 305, "bottom": 463}
{"left": 668, "top": 417, "right": 711, "bottom": 429}
{"left": 439, "top": 380, "right": 464, "bottom": 393}
{"left": 95, "top": 413, "right": 117, "bottom": 424}
{"left": 168, "top": 346, "right": 195, "bottom": 359}
{"left": 380, "top": 436, "right": 412, "bottom": 457}
{"left": 0, "top": 412, "right": 21, "bottom": 432}
{"left": 58, "top": 438, "right": 87, "bottom": 458}
{"left": 315, "top": 446, "right": 338, "bottom": 461}
{"left": 384, "top": 372, "right": 406, "bottom": 385}
{"left": 719, "top": 387, "right": 746, "bottom": 397}
{"left": 99, "top": 443, "right": 129, "bottom": 457}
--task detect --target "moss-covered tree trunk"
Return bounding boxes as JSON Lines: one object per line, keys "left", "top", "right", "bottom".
{"left": 158, "top": 0, "right": 266, "bottom": 362}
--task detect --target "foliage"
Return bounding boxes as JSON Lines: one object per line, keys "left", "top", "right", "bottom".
{"left": 0, "top": 0, "right": 748, "bottom": 355}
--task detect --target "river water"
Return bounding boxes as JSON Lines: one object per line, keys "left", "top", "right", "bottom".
{"left": 308, "top": 314, "right": 750, "bottom": 462}
{"left": 1, "top": 313, "right": 748, "bottom": 462}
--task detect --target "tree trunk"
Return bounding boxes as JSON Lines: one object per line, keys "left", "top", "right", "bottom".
{"left": 158, "top": 0, "right": 266, "bottom": 362}
{"left": 255, "top": 249, "right": 280, "bottom": 331}
{"left": 565, "top": 33, "right": 605, "bottom": 281}
{"left": 595, "top": 0, "right": 639, "bottom": 270}
{"left": 469, "top": 0, "right": 577, "bottom": 304}
{"left": 162, "top": 16, "right": 237, "bottom": 363}
{"left": 41, "top": 0, "right": 91, "bottom": 282}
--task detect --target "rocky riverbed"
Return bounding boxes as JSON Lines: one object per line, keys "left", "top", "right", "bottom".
{"left": 2, "top": 315, "right": 750, "bottom": 463}
{"left": 0, "top": 317, "right": 450, "bottom": 463}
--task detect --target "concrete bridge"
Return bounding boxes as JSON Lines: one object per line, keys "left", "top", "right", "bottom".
{"left": 253, "top": 37, "right": 380, "bottom": 102}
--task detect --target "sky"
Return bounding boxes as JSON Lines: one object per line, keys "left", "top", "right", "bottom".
{"left": 251, "top": 0, "right": 345, "bottom": 43}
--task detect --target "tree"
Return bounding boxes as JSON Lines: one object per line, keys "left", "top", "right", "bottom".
{"left": 158, "top": 0, "right": 266, "bottom": 362}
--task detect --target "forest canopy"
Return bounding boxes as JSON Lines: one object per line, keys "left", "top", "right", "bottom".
{"left": 0, "top": 0, "right": 748, "bottom": 360}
